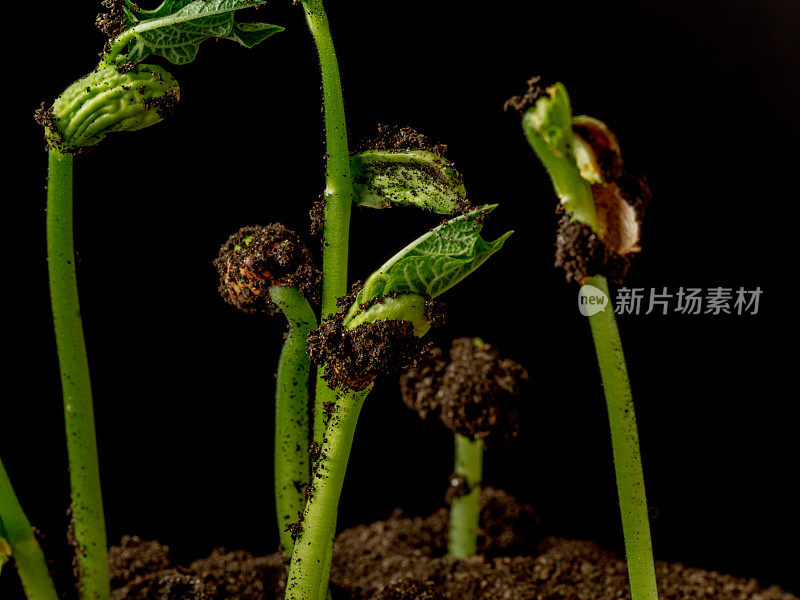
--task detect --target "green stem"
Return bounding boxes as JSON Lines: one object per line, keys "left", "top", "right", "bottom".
{"left": 584, "top": 274, "right": 658, "bottom": 600}
{"left": 269, "top": 286, "right": 317, "bottom": 557}
{"left": 0, "top": 460, "right": 59, "bottom": 600}
{"left": 448, "top": 434, "right": 483, "bottom": 558}
{"left": 286, "top": 387, "right": 371, "bottom": 600}
{"left": 301, "top": 0, "right": 354, "bottom": 447}
{"left": 46, "top": 149, "right": 110, "bottom": 600}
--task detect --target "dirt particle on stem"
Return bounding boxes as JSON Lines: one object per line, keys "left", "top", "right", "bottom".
{"left": 400, "top": 338, "right": 529, "bottom": 442}
{"left": 214, "top": 223, "right": 321, "bottom": 314}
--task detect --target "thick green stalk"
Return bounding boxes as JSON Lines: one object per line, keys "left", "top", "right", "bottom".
{"left": 286, "top": 387, "right": 371, "bottom": 600}
{"left": 0, "top": 460, "right": 59, "bottom": 600}
{"left": 46, "top": 149, "right": 110, "bottom": 600}
{"left": 584, "top": 274, "right": 658, "bottom": 600}
{"left": 301, "top": 0, "right": 354, "bottom": 446}
{"left": 448, "top": 434, "right": 483, "bottom": 558}
{"left": 269, "top": 286, "right": 317, "bottom": 557}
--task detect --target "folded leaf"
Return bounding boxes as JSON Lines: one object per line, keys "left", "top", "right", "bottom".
{"left": 349, "top": 205, "right": 511, "bottom": 315}
{"left": 351, "top": 149, "right": 468, "bottom": 214}
{"left": 116, "top": 0, "right": 283, "bottom": 65}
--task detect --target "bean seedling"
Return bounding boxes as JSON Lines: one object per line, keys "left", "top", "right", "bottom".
{"left": 400, "top": 337, "right": 529, "bottom": 558}
{"left": 508, "top": 79, "right": 657, "bottom": 600}
{"left": 8, "top": 2, "right": 281, "bottom": 599}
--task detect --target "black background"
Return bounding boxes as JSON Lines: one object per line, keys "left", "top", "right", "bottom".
{"left": 4, "top": 0, "right": 799, "bottom": 597}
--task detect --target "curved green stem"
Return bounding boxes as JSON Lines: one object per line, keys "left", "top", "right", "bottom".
{"left": 47, "top": 149, "right": 110, "bottom": 600}
{"left": 301, "top": 0, "right": 355, "bottom": 447}
{"left": 269, "top": 286, "right": 317, "bottom": 557}
{"left": 0, "top": 460, "right": 59, "bottom": 600}
{"left": 585, "top": 275, "right": 658, "bottom": 600}
{"left": 285, "top": 387, "right": 371, "bottom": 600}
{"left": 448, "top": 434, "right": 483, "bottom": 558}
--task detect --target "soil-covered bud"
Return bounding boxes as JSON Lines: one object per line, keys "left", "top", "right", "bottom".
{"left": 37, "top": 61, "right": 179, "bottom": 152}
{"left": 307, "top": 286, "right": 441, "bottom": 391}
{"left": 400, "top": 338, "right": 529, "bottom": 442}
{"left": 214, "top": 224, "right": 321, "bottom": 314}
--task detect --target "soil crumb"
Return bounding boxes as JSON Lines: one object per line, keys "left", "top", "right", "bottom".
{"left": 400, "top": 338, "right": 530, "bottom": 442}
{"left": 97, "top": 0, "right": 134, "bottom": 53}
{"left": 555, "top": 205, "right": 632, "bottom": 284}
{"left": 503, "top": 76, "right": 547, "bottom": 114}
{"left": 354, "top": 124, "right": 448, "bottom": 156}
{"left": 109, "top": 490, "right": 797, "bottom": 600}
{"left": 214, "top": 224, "right": 321, "bottom": 314}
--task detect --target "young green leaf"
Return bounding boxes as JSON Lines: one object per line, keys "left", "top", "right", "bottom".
{"left": 351, "top": 149, "right": 469, "bottom": 214}
{"left": 109, "top": 0, "right": 283, "bottom": 64}
{"left": 349, "top": 205, "right": 512, "bottom": 313}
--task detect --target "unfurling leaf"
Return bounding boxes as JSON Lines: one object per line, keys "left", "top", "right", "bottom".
{"left": 113, "top": 0, "right": 283, "bottom": 65}
{"left": 347, "top": 205, "right": 511, "bottom": 317}
{"left": 42, "top": 62, "right": 179, "bottom": 151}
{"left": 351, "top": 149, "right": 469, "bottom": 214}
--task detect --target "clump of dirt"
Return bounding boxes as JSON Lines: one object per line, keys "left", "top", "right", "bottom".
{"left": 374, "top": 579, "right": 444, "bottom": 600}
{"left": 214, "top": 224, "right": 321, "bottom": 315}
{"left": 306, "top": 284, "right": 438, "bottom": 391}
{"left": 554, "top": 205, "right": 632, "bottom": 284}
{"left": 503, "top": 76, "right": 547, "bottom": 114}
{"left": 354, "top": 124, "right": 448, "bottom": 156}
{"left": 309, "top": 195, "right": 326, "bottom": 240}
{"left": 97, "top": 0, "right": 134, "bottom": 54}
{"left": 400, "top": 338, "right": 530, "bottom": 442}
{"left": 109, "top": 539, "right": 287, "bottom": 600}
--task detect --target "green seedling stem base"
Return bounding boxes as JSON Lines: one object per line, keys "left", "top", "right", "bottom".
{"left": 448, "top": 434, "right": 483, "bottom": 558}
{"left": 585, "top": 274, "right": 658, "bottom": 600}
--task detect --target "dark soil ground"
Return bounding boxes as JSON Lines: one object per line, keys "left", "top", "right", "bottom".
{"left": 110, "top": 489, "right": 797, "bottom": 600}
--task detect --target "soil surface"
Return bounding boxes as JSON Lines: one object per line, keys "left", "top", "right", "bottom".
{"left": 109, "top": 489, "right": 796, "bottom": 600}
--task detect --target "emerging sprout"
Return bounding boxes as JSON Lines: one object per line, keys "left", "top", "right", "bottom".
{"left": 37, "top": 61, "right": 179, "bottom": 152}
{"left": 214, "top": 224, "right": 321, "bottom": 314}
{"left": 509, "top": 80, "right": 650, "bottom": 282}
{"left": 400, "top": 337, "right": 529, "bottom": 559}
